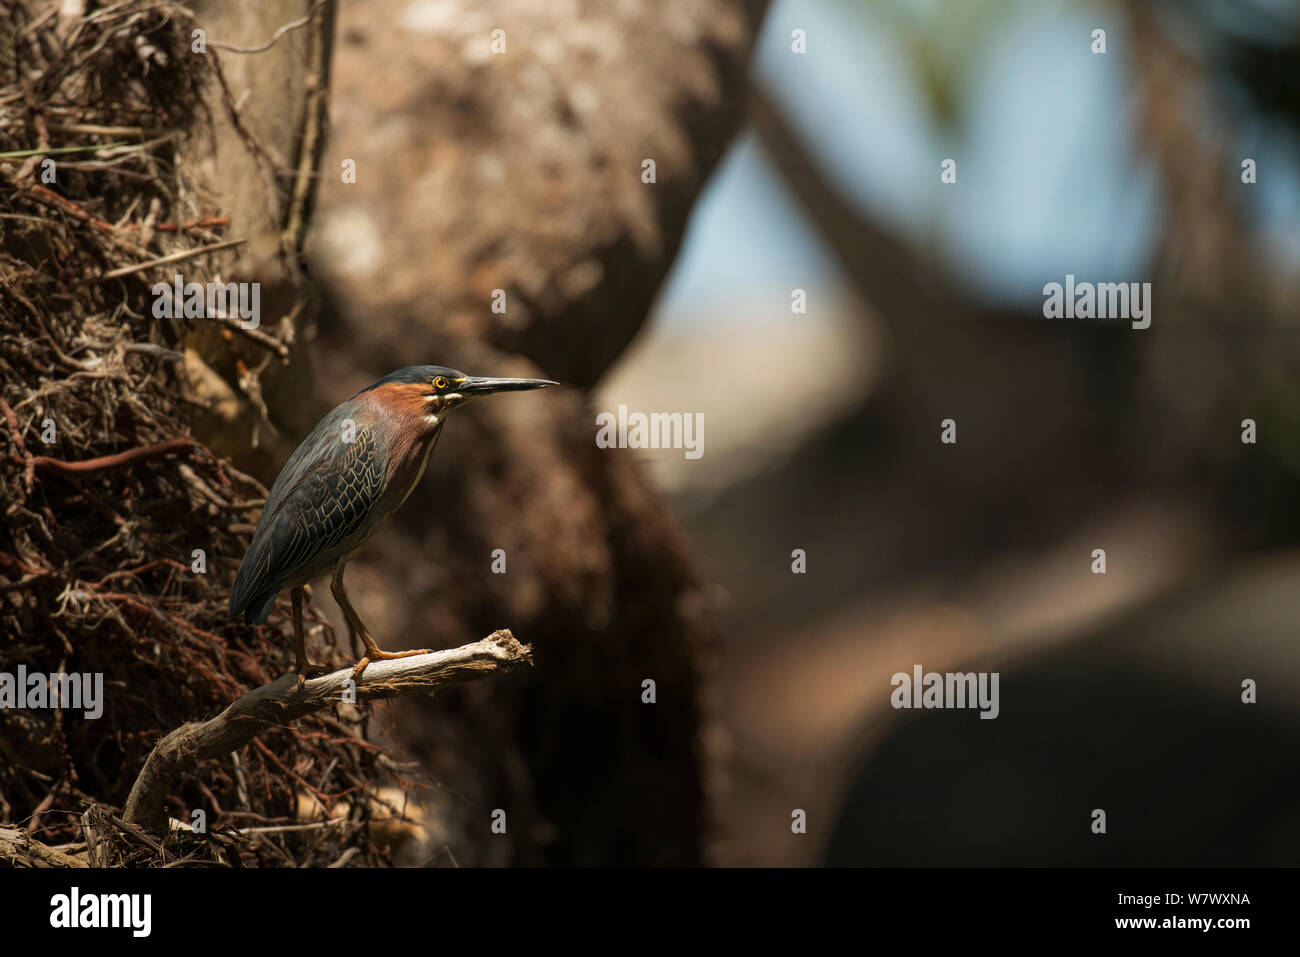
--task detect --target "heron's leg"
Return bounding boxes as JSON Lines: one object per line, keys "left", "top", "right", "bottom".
{"left": 331, "top": 564, "right": 432, "bottom": 682}
{"left": 290, "top": 587, "right": 310, "bottom": 690}
{"left": 344, "top": 618, "right": 360, "bottom": 660}
{"left": 315, "top": 581, "right": 359, "bottom": 658}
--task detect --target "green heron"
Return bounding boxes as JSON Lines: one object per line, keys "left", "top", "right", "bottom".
{"left": 229, "top": 365, "right": 556, "bottom": 686}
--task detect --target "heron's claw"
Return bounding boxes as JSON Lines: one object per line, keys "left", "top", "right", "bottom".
{"left": 350, "top": 646, "right": 434, "bottom": 683}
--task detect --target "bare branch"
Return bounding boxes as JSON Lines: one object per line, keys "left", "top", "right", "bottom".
{"left": 97, "top": 236, "right": 248, "bottom": 280}
{"left": 122, "top": 630, "right": 533, "bottom": 832}
{"left": 0, "top": 827, "right": 88, "bottom": 867}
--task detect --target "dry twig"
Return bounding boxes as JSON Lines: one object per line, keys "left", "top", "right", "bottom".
{"left": 123, "top": 631, "right": 533, "bottom": 833}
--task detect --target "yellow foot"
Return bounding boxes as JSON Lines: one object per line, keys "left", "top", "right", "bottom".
{"left": 350, "top": 647, "right": 434, "bottom": 683}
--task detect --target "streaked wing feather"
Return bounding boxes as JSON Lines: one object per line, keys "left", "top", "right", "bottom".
{"left": 231, "top": 420, "right": 385, "bottom": 615}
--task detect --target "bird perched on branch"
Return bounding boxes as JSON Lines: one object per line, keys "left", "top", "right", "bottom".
{"left": 229, "top": 366, "right": 556, "bottom": 686}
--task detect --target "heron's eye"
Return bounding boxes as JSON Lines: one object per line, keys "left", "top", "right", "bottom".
{"left": 433, "top": 376, "right": 448, "bottom": 390}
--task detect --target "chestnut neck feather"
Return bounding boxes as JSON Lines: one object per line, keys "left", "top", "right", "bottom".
{"left": 362, "top": 382, "right": 444, "bottom": 486}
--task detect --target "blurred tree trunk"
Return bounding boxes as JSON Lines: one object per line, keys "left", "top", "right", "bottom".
{"left": 299, "top": 0, "right": 769, "bottom": 864}
{"left": 181, "top": 0, "right": 336, "bottom": 475}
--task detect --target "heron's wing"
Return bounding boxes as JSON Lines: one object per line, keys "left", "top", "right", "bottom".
{"left": 229, "top": 418, "right": 386, "bottom": 621}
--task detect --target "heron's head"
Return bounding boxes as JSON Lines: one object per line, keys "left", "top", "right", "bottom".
{"left": 361, "top": 365, "right": 557, "bottom": 422}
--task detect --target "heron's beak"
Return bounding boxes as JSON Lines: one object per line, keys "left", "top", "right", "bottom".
{"left": 456, "top": 376, "right": 558, "bottom": 396}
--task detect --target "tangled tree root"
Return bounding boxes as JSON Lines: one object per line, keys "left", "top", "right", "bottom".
{"left": 0, "top": 0, "right": 400, "bottom": 866}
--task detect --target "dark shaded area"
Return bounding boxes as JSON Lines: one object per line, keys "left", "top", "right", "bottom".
{"left": 827, "top": 635, "right": 1298, "bottom": 867}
